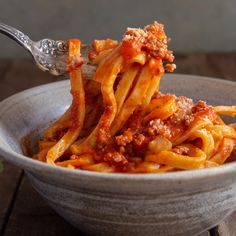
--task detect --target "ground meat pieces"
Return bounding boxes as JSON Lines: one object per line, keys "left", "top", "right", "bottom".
{"left": 123, "top": 28, "right": 147, "bottom": 49}
{"left": 164, "top": 63, "right": 176, "bottom": 72}
{"left": 147, "top": 119, "right": 171, "bottom": 139}
{"left": 192, "top": 101, "right": 208, "bottom": 113}
{"left": 172, "top": 146, "right": 189, "bottom": 155}
{"left": 191, "top": 101, "right": 217, "bottom": 122}
{"left": 144, "top": 22, "right": 174, "bottom": 62}
{"left": 115, "top": 129, "right": 133, "bottom": 146}
{"left": 148, "top": 119, "right": 162, "bottom": 136}
{"left": 133, "top": 133, "right": 146, "bottom": 149}
{"left": 169, "top": 96, "right": 194, "bottom": 125}
{"left": 121, "top": 22, "right": 175, "bottom": 68}
{"left": 121, "top": 28, "right": 148, "bottom": 63}
{"left": 103, "top": 151, "right": 128, "bottom": 168}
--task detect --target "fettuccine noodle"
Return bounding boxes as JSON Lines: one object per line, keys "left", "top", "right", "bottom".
{"left": 34, "top": 22, "right": 236, "bottom": 173}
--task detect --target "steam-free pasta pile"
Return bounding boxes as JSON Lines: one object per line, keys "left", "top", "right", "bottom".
{"left": 34, "top": 22, "right": 236, "bottom": 173}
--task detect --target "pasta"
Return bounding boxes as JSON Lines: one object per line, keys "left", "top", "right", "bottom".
{"left": 34, "top": 22, "right": 236, "bottom": 173}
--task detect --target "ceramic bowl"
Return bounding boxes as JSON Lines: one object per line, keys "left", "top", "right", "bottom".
{"left": 1, "top": 74, "right": 236, "bottom": 236}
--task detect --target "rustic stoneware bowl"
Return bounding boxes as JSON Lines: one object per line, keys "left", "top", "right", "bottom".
{"left": 1, "top": 74, "right": 236, "bottom": 236}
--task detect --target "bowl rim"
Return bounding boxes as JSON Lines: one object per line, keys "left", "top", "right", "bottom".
{"left": 1, "top": 73, "right": 236, "bottom": 182}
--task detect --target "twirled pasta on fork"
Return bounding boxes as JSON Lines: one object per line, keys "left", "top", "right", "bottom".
{"left": 34, "top": 22, "right": 236, "bottom": 173}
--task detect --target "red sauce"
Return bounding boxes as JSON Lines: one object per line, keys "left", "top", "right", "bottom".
{"left": 192, "top": 101, "right": 217, "bottom": 123}
{"left": 93, "top": 94, "right": 218, "bottom": 169}
{"left": 121, "top": 22, "right": 175, "bottom": 70}
{"left": 70, "top": 90, "right": 81, "bottom": 130}
{"left": 149, "top": 58, "right": 164, "bottom": 76}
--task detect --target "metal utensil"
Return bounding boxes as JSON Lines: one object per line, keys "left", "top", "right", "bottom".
{"left": 0, "top": 23, "right": 95, "bottom": 76}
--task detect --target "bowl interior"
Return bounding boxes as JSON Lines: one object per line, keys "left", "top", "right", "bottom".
{"left": 0, "top": 73, "right": 236, "bottom": 173}
{"left": 0, "top": 80, "right": 71, "bottom": 155}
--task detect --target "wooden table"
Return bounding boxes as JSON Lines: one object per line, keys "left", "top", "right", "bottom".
{"left": 1, "top": 54, "right": 236, "bottom": 236}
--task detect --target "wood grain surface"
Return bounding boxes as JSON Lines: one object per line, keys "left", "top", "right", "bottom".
{"left": 0, "top": 54, "right": 236, "bottom": 236}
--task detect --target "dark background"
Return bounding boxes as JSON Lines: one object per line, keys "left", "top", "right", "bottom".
{"left": 0, "top": 0, "right": 236, "bottom": 57}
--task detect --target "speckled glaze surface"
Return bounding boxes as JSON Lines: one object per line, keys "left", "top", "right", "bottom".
{"left": 1, "top": 74, "right": 236, "bottom": 236}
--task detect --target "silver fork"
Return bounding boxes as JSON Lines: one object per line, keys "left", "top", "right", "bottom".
{"left": 0, "top": 23, "right": 95, "bottom": 76}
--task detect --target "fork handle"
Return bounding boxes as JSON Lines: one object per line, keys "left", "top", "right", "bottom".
{"left": 0, "top": 23, "right": 33, "bottom": 52}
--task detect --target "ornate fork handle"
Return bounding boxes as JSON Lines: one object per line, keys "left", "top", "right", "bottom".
{"left": 0, "top": 23, "right": 94, "bottom": 76}
{"left": 0, "top": 23, "right": 68, "bottom": 55}
{"left": 0, "top": 23, "right": 33, "bottom": 52}
{"left": 0, "top": 23, "right": 71, "bottom": 75}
